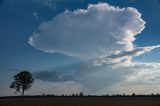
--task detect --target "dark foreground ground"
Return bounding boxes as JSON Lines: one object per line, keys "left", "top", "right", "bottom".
{"left": 1, "top": 97, "right": 160, "bottom": 106}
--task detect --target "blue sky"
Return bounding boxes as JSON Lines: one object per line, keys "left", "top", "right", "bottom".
{"left": 0, "top": 0, "right": 160, "bottom": 96}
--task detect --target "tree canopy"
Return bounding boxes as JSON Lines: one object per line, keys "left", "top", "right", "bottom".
{"left": 10, "top": 71, "right": 34, "bottom": 101}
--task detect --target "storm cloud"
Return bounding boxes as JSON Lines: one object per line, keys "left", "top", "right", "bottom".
{"left": 29, "top": 3, "right": 160, "bottom": 94}
{"left": 28, "top": 3, "right": 145, "bottom": 59}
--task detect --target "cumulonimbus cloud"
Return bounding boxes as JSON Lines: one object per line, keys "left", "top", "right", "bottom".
{"left": 28, "top": 3, "right": 145, "bottom": 59}
{"left": 29, "top": 3, "right": 160, "bottom": 94}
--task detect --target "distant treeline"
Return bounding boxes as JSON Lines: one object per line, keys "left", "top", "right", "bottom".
{"left": 1, "top": 92, "right": 160, "bottom": 99}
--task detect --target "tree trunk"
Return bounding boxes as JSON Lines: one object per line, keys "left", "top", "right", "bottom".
{"left": 22, "top": 90, "right": 24, "bottom": 101}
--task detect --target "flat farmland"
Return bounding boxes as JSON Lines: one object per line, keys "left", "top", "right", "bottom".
{"left": 1, "top": 97, "right": 160, "bottom": 106}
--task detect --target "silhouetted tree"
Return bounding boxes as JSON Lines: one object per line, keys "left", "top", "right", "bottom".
{"left": 79, "top": 92, "right": 83, "bottom": 96}
{"left": 132, "top": 93, "right": 135, "bottom": 96}
{"left": 123, "top": 93, "right": 125, "bottom": 96}
{"left": 10, "top": 71, "right": 34, "bottom": 101}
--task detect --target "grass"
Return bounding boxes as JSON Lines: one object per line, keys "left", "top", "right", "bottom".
{"left": 1, "top": 97, "right": 160, "bottom": 106}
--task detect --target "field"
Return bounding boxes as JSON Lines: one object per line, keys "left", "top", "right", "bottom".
{"left": 1, "top": 97, "right": 160, "bottom": 106}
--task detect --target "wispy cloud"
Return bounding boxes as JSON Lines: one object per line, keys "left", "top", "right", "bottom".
{"left": 33, "top": 0, "right": 84, "bottom": 9}
{"left": 33, "top": 12, "right": 39, "bottom": 21}
{"left": 33, "top": 0, "right": 57, "bottom": 9}
{"left": 94, "top": 45, "right": 160, "bottom": 66}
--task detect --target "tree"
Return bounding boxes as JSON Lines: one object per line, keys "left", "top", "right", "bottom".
{"left": 10, "top": 71, "right": 34, "bottom": 101}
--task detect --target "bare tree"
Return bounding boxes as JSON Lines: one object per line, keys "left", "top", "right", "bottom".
{"left": 10, "top": 71, "right": 34, "bottom": 101}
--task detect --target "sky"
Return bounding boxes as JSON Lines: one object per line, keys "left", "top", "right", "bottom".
{"left": 0, "top": 0, "right": 160, "bottom": 96}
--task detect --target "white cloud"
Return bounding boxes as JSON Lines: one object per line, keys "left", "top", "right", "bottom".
{"left": 28, "top": 3, "right": 160, "bottom": 95}
{"left": 94, "top": 45, "right": 160, "bottom": 66}
{"left": 91, "top": 61, "right": 160, "bottom": 94}
{"left": 126, "top": 62, "right": 160, "bottom": 83}
{"left": 28, "top": 3, "right": 145, "bottom": 59}
{"left": 109, "top": 45, "right": 160, "bottom": 58}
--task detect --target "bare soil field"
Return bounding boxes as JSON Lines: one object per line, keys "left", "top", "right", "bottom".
{"left": 1, "top": 97, "right": 160, "bottom": 106}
